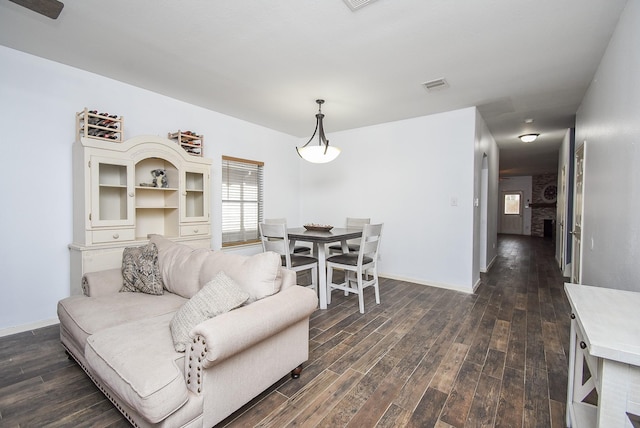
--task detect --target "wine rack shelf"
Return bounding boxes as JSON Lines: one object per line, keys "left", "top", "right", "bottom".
{"left": 76, "top": 108, "right": 124, "bottom": 142}
{"left": 168, "top": 130, "right": 203, "bottom": 156}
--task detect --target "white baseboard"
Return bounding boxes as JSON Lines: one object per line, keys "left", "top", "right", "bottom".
{"left": 480, "top": 255, "right": 497, "bottom": 273}
{"left": 379, "top": 273, "right": 475, "bottom": 294}
{"left": 0, "top": 318, "right": 59, "bottom": 338}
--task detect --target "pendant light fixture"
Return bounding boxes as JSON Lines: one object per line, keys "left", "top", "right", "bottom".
{"left": 296, "top": 99, "right": 341, "bottom": 163}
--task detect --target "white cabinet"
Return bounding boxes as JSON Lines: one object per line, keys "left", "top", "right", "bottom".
{"left": 69, "top": 135, "right": 212, "bottom": 295}
{"left": 565, "top": 283, "right": 640, "bottom": 428}
{"left": 181, "top": 169, "right": 208, "bottom": 224}
{"left": 90, "top": 156, "right": 135, "bottom": 228}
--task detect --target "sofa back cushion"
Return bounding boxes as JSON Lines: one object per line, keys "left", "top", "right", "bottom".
{"left": 150, "top": 234, "right": 211, "bottom": 298}
{"left": 170, "top": 271, "right": 249, "bottom": 352}
{"left": 199, "top": 251, "right": 282, "bottom": 303}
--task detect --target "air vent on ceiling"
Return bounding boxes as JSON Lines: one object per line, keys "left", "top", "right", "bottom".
{"left": 343, "top": 0, "right": 378, "bottom": 11}
{"left": 422, "top": 78, "right": 449, "bottom": 91}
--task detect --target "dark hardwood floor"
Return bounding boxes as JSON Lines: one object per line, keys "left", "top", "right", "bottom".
{"left": 0, "top": 235, "right": 571, "bottom": 427}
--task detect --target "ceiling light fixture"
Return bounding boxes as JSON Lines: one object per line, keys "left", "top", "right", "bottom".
{"left": 519, "top": 133, "right": 539, "bottom": 143}
{"left": 296, "top": 99, "right": 341, "bottom": 163}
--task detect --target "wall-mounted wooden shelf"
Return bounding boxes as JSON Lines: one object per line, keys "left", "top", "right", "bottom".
{"left": 76, "top": 108, "right": 123, "bottom": 142}
{"left": 168, "top": 130, "right": 203, "bottom": 156}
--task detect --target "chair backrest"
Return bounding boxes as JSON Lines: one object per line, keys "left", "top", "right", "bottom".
{"left": 265, "top": 218, "right": 287, "bottom": 225}
{"left": 357, "top": 223, "right": 383, "bottom": 264}
{"left": 346, "top": 217, "right": 370, "bottom": 229}
{"left": 259, "top": 222, "right": 291, "bottom": 267}
{"left": 346, "top": 218, "right": 371, "bottom": 246}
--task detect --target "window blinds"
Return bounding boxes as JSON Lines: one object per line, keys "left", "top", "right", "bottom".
{"left": 221, "top": 156, "right": 264, "bottom": 246}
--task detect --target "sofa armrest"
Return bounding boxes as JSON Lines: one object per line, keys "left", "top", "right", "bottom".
{"left": 81, "top": 268, "right": 123, "bottom": 296}
{"left": 279, "top": 268, "right": 297, "bottom": 290}
{"left": 188, "top": 285, "right": 317, "bottom": 369}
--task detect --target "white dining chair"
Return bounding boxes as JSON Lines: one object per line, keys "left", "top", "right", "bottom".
{"left": 259, "top": 222, "right": 318, "bottom": 292}
{"left": 265, "top": 218, "right": 311, "bottom": 255}
{"left": 326, "top": 223, "right": 383, "bottom": 313}
{"left": 328, "top": 217, "right": 370, "bottom": 254}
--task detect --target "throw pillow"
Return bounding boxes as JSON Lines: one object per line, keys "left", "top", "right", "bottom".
{"left": 120, "top": 243, "right": 164, "bottom": 295}
{"left": 149, "top": 234, "right": 211, "bottom": 298}
{"left": 198, "top": 251, "right": 282, "bottom": 304}
{"left": 170, "top": 271, "right": 249, "bottom": 352}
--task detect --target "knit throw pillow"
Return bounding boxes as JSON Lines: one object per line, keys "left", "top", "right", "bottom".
{"left": 170, "top": 271, "right": 249, "bottom": 352}
{"left": 120, "top": 243, "right": 164, "bottom": 295}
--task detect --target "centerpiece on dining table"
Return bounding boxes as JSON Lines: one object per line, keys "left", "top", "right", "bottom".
{"left": 303, "top": 223, "right": 333, "bottom": 232}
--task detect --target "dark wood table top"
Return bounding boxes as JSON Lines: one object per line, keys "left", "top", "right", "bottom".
{"left": 287, "top": 227, "right": 362, "bottom": 243}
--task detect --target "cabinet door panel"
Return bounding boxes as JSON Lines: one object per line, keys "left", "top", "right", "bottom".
{"left": 181, "top": 169, "right": 209, "bottom": 223}
{"left": 90, "top": 156, "right": 135, "bottom": 227}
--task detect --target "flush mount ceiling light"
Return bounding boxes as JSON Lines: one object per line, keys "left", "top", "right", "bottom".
{"left": 519, "top": 133, "right": 540, "bottom": 143}
{"left": 296, "top": 100, "right": 341, "bottom": 164}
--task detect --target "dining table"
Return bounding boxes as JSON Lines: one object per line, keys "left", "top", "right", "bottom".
{"left": 287, "top": 227, "right": 363, "bottom": 310}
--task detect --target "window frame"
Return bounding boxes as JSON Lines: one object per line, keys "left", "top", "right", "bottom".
{"left": 503, "top": 192, "right": 522, "bottom": 215}
{"left": 221, "top": 155, "right": 264, "bottom": 247}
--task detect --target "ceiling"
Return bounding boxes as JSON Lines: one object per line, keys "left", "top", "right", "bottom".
{"left": 0, "top": 0, "right": 628, "bottom": 176}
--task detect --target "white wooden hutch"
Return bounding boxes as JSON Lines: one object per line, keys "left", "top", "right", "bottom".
{"left": 69, "top": 135, "right": 212, "bottom": 295}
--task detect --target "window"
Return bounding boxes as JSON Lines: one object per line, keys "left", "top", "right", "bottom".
{"left": 504, "top": 193, "right": 521, "bottom": 215}
{"left": 221, "top": 156, "right": 264, "bottom": 246}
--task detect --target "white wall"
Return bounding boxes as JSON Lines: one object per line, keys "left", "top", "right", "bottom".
{"left": 299, "top": 107, "right": 493, "bottom": 292}
{"left": 0, "top": 47, "right": 502, "bottom": 332}
{"left": 575, "top": 0, "right": 640, "bottom": 291}
{"left": 498, "top": 176, "right": 533, "bottom": 235}
{"left": 0, "top": 46, "right": 300, "bottom": 333}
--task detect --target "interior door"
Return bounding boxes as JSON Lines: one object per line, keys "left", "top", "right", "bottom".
{"left": 501, "top": 191, "right": 523, "bottom": 234}
{"left": 571, "top": 144, "right": 585, "bottom": 283}
{"left": 558, "top": 165, "right": 566, "bottom": 269}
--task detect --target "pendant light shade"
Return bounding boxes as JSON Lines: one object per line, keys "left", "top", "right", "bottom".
{"left": 296, "top": 99, "right": 341, "bottom": 163}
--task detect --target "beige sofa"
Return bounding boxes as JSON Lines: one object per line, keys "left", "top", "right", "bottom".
{"left": 58, "top": 235, "right": 318, "bottom": 427}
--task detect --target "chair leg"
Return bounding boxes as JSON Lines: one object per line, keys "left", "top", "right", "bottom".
{"left": 310, "top": 265, "right": 318, "bottom": 294}
{"left": 357, "top": 271, "right": 365, "bottom": 314}
{"left": 326, "top": 266, "right": 333, "bottom": 305}
{"left": 373, "top": 270, "right": 380, "bottom": 304}
{"left": 345, "top": 270, "right": 354, "bottom": 296}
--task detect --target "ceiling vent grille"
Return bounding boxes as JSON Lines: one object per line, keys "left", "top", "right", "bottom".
{"left": 343, "top": 0, "right": 377, "bottom": 11}
{"left": 422, "top": 78, "right": 449, "bottom": 91}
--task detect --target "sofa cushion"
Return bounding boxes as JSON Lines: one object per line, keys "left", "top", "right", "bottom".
{"left": 199, "top": 251, "right": 282, "bottom": 303}
{"left": 85, "top": 313, "right": 189, "bottom": 424}
{"left": 57, "top": 292, "right": 187, "bottom": 354}
{"left": 120, "top": 243, "right": 164, "bottom": 295}
{"left": 170, "top": 271, "right": 249, "bottom": 352}
{"left": 150, "top": 234, "right": 211, "bottom": 298}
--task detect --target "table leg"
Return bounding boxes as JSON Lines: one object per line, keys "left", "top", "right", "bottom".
{"left": 316, "top": 243, "right": 327, "bottom": 309}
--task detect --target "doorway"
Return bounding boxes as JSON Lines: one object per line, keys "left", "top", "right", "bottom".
{"left": 571, "top": 143, "right": 585, "bottom": 283}
{"left": 501, "top": 191, "right": 524, "bottom": 234}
